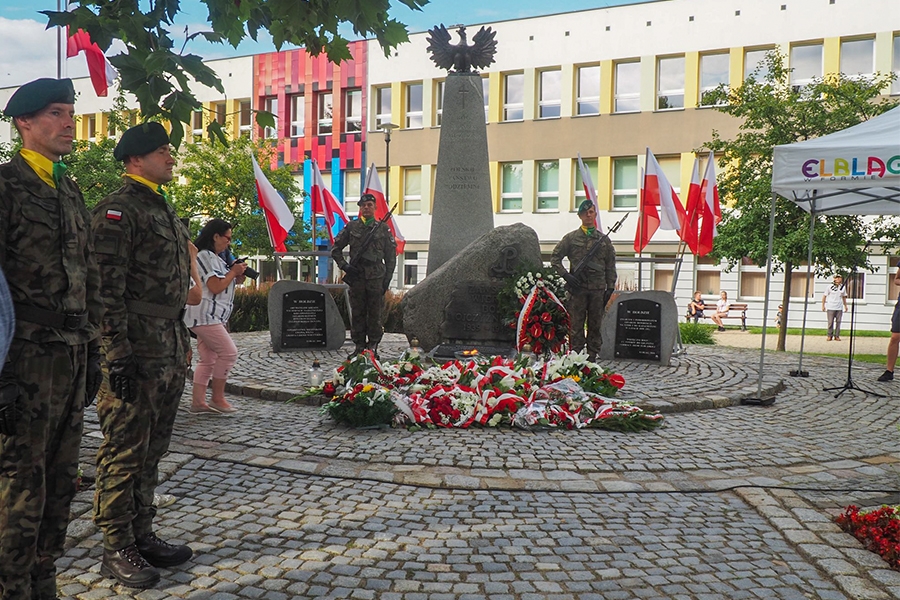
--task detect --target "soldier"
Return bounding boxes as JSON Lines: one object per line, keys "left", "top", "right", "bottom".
{"left": 551, "top": 200, "right": 617, "bottom": 360}
{"left": 91, "top": 122, "right": 193, "bottom": 588}
{"left": 0, "top": 78, "right": 103, "bottom": 600}
{"left": 331, "top": 193, "right": 396, "bottom": 357}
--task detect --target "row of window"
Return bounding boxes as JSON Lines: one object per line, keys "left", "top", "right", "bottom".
{"left": 259, "top": 89, "right": 362, "bottom": 139}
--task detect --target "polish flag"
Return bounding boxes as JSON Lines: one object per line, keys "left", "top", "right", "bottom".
{"left": 310, "top": 161, "right": 349, "bottom": 245}
{"left": 682, "top": 157, "right": 703, "bottom": 255}
{"left": 576, "top": 153, "right": 603, "bottom": 233}
{"left": 697, "top": 151, "right": 721, "bottom": 256}
{"left": 364, "top": 163, "right": 405, "bottom": 255}
{"left": 66, "top": 28, "right": 118, "bottom": 97}
{"left": 251, "top": 154, "right": 295, "bottom": 252}
{"left": 634, "top": 148, "right": 686, "bottom": 252}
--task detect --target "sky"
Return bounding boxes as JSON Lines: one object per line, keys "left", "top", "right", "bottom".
{"left": 0, "top": 0, "right": 651, "bottom": 88}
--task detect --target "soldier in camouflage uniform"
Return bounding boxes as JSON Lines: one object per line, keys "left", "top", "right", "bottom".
{"left": 90, "top": 122, "right": 193, "bottom": 588}
{"left": 332, "top": 193, "right": 397, "bottom": 357}
{"left": 0, "top": 78, "right": 104, "bottom": 600}
{"left": 551, "top": 200, "right": 617, "bottom": 360}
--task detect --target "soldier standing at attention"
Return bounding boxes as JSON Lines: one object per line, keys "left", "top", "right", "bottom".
{"left": 0, "top": 78, "right": 104, "bottom": 600}
{"left": 331, "top": 193, "right": 397, "bottom": 358}
{"left": 551, "top": 200, "right": 617, "bottom": 361}
{"left": 91, "top": 122, "right": 193, "bottom": 588}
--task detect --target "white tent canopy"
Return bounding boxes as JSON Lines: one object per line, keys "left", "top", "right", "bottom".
{"left": 772, "top": 106, "right": 900, "bottom": 215}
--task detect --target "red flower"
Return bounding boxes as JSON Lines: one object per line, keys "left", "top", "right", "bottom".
{"left": 608, "top": 374, "right": 625, "bottom": 389}
{"left": 544, "top": 327, "right": 556, "bottom": 340}
{"left": 530, "top": 323, "right": 543, "bottom": 338}
{"left": 541, "top": 312, "right": 552, "bottom": 322}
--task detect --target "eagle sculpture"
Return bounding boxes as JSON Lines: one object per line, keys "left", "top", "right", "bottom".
{"left": 427, "top": 25, "right": 497, "bottom": 74}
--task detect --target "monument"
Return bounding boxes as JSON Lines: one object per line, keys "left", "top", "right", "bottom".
{"left": 599, "top": 290, "right": 680, "bottom": 366}
{"left": 268, "top": 281, "right": 346, "bottom": 352}
{"left": 424, "top": 24, "right": 498, "bottom": 275}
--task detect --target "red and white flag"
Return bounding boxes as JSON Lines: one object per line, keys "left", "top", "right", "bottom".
{"left": 682, "top": 157, "right": 703, "bottom": 255}
{"left": 251, "top": 154, "right": 295, "bottom": 252}
{"left": 634, "top": 148, "right": 686, "bottom": 252}
{"left": 697, "top": 151, "right": 721, "bottom": 256}
{"left": 576, "top": 153, "right": 603, "bottom": 233}
{"left": 66, "top": 28, "right": 118, "bottom": 97}
{"left": 364, "top": 163, "right": 405, "bottom": 255}
{"left": 309, "top": 161, "right": 349, "bottom": 245}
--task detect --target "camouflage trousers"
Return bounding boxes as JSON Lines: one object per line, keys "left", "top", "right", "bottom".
{"left": 93, "top": 356, "right": 186, "bottom": 551}
{"left": 0, "top": 340, "right": 86, "bottom": 600}
{"left": 566, "top": 289, "right": 607, "bottom": 359}
{"left": 349, "top": 280, "right": 385, "bottom": 347}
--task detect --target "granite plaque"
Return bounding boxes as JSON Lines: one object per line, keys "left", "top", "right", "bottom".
{"left": 281, "top": 289, "right": 327, "bottom": 348}
{"left": 441, "top": 281, "right": 513, "bottom": 344}
{"left": 614, "top": 298, "right": 662, "bottom": 361}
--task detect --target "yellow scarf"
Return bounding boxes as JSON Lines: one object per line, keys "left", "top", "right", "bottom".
{"left": 20, "top": 149, "right": 64, "bottom": 189}
{"left": 125, "top": 174, "right": 167, "bottom": 199}
{"left": 580, "top": 225, "right": 595, "bottom": 236}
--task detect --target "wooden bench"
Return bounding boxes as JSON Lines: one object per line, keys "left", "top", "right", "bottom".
{"left": 718, "top": 303, "right": 749, "bottom": 330}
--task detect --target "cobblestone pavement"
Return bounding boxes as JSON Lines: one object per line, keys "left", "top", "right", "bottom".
{"left": 60, "top": 333, "right": 900, "bottom": 599}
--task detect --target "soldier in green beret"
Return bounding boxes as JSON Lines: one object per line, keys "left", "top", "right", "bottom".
{"left": 551, "top": 200, "right": 617, "bottom": 360}
{"left": 90, "top": 122, "right": 193, "bottom": 588}
{"left": 0, "top": 78, "right": 104, "bottom": 600}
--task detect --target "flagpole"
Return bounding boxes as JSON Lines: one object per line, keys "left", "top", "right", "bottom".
{"left": 58, "top": 0, "right": 63, "bottom": 78}
{"left": 637, "top": 166, "right": 645, "bottom": 292}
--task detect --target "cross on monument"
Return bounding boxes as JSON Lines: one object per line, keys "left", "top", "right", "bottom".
{"left": 458, "top": 85, "right": 469, "bottom": 108}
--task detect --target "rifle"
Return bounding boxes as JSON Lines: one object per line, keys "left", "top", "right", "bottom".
{"left": 565, "top": 213, "right": 628, "bottom": 294}
{"left": 341, "top": 203, "right": 398, "bottom": 286}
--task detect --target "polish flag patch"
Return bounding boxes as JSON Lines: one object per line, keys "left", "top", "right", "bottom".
{"left": 106, "top": 210, "right": 122, "bottom": 221}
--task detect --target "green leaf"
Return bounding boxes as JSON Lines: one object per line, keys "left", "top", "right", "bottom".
{"left": 255, "top": 110, "right": 276, "bottom": 130}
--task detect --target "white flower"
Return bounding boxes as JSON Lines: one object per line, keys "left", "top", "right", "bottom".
{"left": 488, "top": 413, "right": 504, "bottom": 427}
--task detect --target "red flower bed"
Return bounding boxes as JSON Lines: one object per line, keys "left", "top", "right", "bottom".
{"left": 836, "top": 505, "right": 900, "bottom": 570}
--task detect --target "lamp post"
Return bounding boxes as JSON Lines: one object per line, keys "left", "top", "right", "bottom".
{"left": 380, "top": 123, "right": 400, "bottom": 206}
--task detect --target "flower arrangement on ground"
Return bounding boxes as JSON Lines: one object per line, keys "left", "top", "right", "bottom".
{"left": 836, "top": 505, "right": 900, "bottom": 570}
{"left": 498, "top": 266, "right": 570, "bottom": 356}
{"left": 317, "top": 349, "right": 663, "bottom": 432}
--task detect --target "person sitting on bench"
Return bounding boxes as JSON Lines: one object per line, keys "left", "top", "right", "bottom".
{"left": 710, "top": 290, "right": 730, "bottom": 332}
{"left": 687, "top": 291, "right": 706, "bottom": 323}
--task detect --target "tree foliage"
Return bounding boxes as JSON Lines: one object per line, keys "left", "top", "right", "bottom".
{"left": 169, "top": 136, "right": 308, "bottom": 256}
{"left": 43, "top": 0, "right": 429, "bottom": 147}
{"left": 704, "top": 51, "right": 898, "bottom": 349}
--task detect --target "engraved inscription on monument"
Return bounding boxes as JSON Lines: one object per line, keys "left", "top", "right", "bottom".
{"left": 282, "top": 289, "right": 327, "bottom": 348}
{"left": 614, "top": 298, "right": 662, "bottom": 361}
{"left": 441, "top": 281, "right": 513, "bottom": 343}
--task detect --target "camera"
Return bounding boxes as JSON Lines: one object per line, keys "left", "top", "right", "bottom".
{"left": 232, "top": 257, "right": 260, "bottom": 281}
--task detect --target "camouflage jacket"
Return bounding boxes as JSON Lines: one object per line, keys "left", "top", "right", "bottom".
{"left": 331, "top": 218, "right": 397, "bottom": 282}
{"left": 550, "top": 228, "right": 617, "bottom": 291}
{"left": 0, "top": 154, "right": 102, "bottom": 346}
{"left": 91, "top": 179, "right": 190, "bottom": 361}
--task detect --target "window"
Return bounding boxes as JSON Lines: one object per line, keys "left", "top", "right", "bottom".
{"left": 538, "top": 70, "right": 561, "bottom": 118}
{"left": 263, "top": 97, "right": 278, "bottom": 139}
{"left": 402, "top": 168, "right": 422, "bottom": 214}
{"left": 576, "top": 65, "right": 600, "bottom": 115}
{"left": 744, "top": 48, "right": 773, "bottom": 82}
{"left": 653, "top": 254, "right": 676, "bottom": 292}
{"left": 343, "top": 171, "right": 361, "bottom": 215}
{"left": 191, "top": 110, "right": 203, "bottom": 142}
{"left": 889, "top": 258, "right": 900, "bottom": 301}
{"left": 614, "top": 61, "right": 640, "bottom": 113}
{"left": 844, "top": 272, "right": 865, "bottom": 300}
{"left": 239, "top": 101, "right": 252, "bottom": 137}
{"left": 87, "top": 115, "right": 97, "bottom": 142}
{"left": 574, "top": 158, "right": 598, "bottom": 211}
{"left": 405, "top": 83, "right": 423, "bottom": 129}
{"left": 696, "top": 256, "right": 721, "bottom": 296}
{"left": 841, "top": 38, "right": 874, "bottom": 79}
{"left": 700, "top": 53, "right": 729, "bottom": 106}
{"left": 482, "top": 76, "right": 490, "bottom": 122}
{"left": 536, "top": 161, "right": 559, "bottom": 212}
{"left": 434, "top": 80, "right": 444, "bottom": 126}
{"left": 657, "top": 56, "right": 685, "bottom": 110}
{"left": 317, "top": 93, "right": 333, "bottom": 136}
{"left": 404, "top": 251, "right": 420, "bottom": 287}
{"left": 893, "top": 35, "right": 900, "bottom": 95}
{"left": 290, "top": 95, "right": 305, "bottom": 138}
{"left": 503, "top": 73, "right": 524, "bottom": 121}
{"left": 612, "top": 157, "right": 638, "bottom": 209}
{"left": 344, "top": 89, "right": 362, "bottom": 132}
{"left": 213, "top": 102, "right": 226, "bottom": 125}
{"left": 657, "top": 156, "right": 681, "bottom": 196}
{"left": 500, "top": 162, "right": 523, "bottom": 211}
{"left": 790, "top": 44, "right": 823, "bottom": 93}
{"left": 374, "top": 86, "right": 392, "bottom": 129}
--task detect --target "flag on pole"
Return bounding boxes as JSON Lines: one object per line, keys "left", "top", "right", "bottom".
{"left": 309, "top": 161, "right": 349, "bottom": 245}
{"left": 576, "top": 153, "right": 603, "bottom": 233}
{"left": 634, "top": 148, "right": 686, "bottom": 252}
{"left": 364, "top": 163, "right": 406, "bottom": 255}
{"left": 66, "top": 28, "right": 118, "bottom": 97}
{"left": 697, "top": 151, "right": 721, "bottom": 256}
{"left": 682, "top": 157, "right": 703, "bottom": 255}
{"left": 251, "top": 154, "right": 295, "bottom": 252}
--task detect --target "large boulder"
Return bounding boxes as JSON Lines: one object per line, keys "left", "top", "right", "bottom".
{"left": 402, "top": 223, "right": 543, "bottom": 352}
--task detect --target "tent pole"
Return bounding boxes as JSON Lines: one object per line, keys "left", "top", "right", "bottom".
{"left": 793, "top": 204, "right": 816, "bottom": 377}
{"left": 746, "top": 192, "right": 779, "bottom": 405}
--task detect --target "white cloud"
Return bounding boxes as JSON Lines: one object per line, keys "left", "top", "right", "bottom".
{"left": 0, "top": 16, "right": 91, "bottom": 89}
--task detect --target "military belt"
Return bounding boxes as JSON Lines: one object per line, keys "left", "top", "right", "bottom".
{"left": 14, "top": 303, "right": 88, "bottom": 331}
{"left": 125, "top": 299, "right": 185, "bottom": 321}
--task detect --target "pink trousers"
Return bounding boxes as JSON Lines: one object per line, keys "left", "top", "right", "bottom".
{"left": 191, "top": 323, "right": 238, "bottom": 384}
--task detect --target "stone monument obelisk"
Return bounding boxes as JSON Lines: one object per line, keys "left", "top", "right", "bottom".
{"left": 424, "top": 24, "right": 498, "bottom": 275}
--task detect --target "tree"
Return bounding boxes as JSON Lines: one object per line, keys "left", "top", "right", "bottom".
{"left": 43, "top": 0, "right": 429, "bottom": 147}
{"left": 170, "top": 136, "right": 309, "bottom": 256}
{"left": 704, "top": 51, "right": 898, "bottom": 350}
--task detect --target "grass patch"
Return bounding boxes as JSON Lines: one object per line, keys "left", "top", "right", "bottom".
{"left": 801, "top": 352, "right": 885, "bottom": 365}
{"left": 747, "top": 326, "right": 890, "bottom": 338}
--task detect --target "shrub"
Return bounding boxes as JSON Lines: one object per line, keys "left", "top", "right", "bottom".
{"left": 679, "top": 322, "right": 716, "bottom": 345}
{"left": 229, "top": 283, "right": 272, "bottom": 332}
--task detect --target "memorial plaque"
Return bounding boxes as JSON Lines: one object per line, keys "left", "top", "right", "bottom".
{"left": 614, "top": 298, "right": 662, "bottom": 361}
{"left": 441, "top": 281, "right": 514, "bottom": 344}
{"left": 281, "top": 289, "right": 327, "bottom": 348}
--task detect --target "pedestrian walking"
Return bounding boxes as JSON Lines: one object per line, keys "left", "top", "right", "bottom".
{"left": 332, "top": 193, "right": 397, "bottom": 358}
{"left": 90, "top": 122, "right": 193, "bottom": 588}
{"left": 550, "top": 200, "right": 617, "bottom": 360}
{"left": 822, "top": 274, "right": 848, "bottom": 341}
{"left": 0, "top": 78, "right": 104, "bottom": 600}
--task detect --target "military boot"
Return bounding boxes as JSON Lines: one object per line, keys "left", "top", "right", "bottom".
{"left": 135, "top": 532, "right": 193, "bottom": 567}
{"left": 101, "top": 544, "right": 161, "bottom": 588}
{"left": 366, "top": 343, "right": 380, "bottom": 360}
{"left": 348, "top": 343, "right": 366, "bottom": 359}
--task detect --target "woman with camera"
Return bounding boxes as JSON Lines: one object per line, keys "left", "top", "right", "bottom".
{"left": 183, "top": 219, "right": 247, "bottom": 414}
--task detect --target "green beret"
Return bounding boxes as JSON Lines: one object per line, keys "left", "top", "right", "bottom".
{"left": 4, "top": 78, "right": 75, "bottom": 118}
{"left": 578, "top": 199, "right": 594, "bottom": 214}
{"left": 359, "top": 193, "right": 376, "bottom": 205}
{"left": 114, "top": 122, "right": 170, "bottom": 161}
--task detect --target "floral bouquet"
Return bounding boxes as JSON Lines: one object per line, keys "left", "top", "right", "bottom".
{"left": 499, "top": 266, "right": 570, "bottom": 356}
